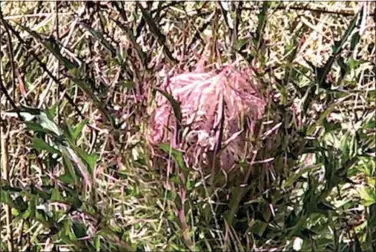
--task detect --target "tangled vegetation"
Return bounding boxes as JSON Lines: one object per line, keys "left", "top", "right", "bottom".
{"left": 0, "top": 2, "right": 375, "bottom": 251}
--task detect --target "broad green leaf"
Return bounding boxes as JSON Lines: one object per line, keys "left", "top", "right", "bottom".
{"left": 63, "top": 147, "right": 91, "bottom": 187}
{"left": 323, "top": 119, "right": 341, "bottom": 133}
{"left": 11, "top": 208, "right": 20, "bottom": 216}
{"left": 33, "top": 137, "right": 61, "bottom": 155}
{"left": 123, "top": 81, "right": 135, "bottom": 89}
{"left": 61, "top": 149, "right": 79, "bottom": 185}
{"left": 39, "top": 112, "right": 63, "bottom": 135}
{"left": 236, "top": 38, "right": 249, "bottom": 51}
{"left": 365, "top": 119, "right": 375, "bottom": 130}
{"left": 359, "top": 186, "right": 376, "bottom": 206}
{"left": 28, "top": 195, "right": 37, "bottom": 218}
{"left": 170, "top": 175, "right": 182, "bottom": 185}
{"left": 95, "top": 235, "right": 101, "bottom": 252}
{"left": 250, "top": 220, "right": 268, "bottom": 236}
{"left": 158, "top": 143, "right": 187, "bottom": 171}
{"left": 69, "top": 119, "right": 88, "bottom": 142}
{"left": 46, "top": 102, "right": 59, "bottom": 119}
{"left": 51, "top": 187, "right": 62, "bottom": 201}
{"left": 25, "top": 121, "right": 49, "bottom": 133}
{"left": 85, "top": 153, "right": 98, "bottom": 175}
{"left": 73, "top": 222, "right": 87, "bottom": 239}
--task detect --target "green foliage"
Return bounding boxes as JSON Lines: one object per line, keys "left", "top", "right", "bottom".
{"left": 0, "top": 2, "right": 374, "bottom": 252}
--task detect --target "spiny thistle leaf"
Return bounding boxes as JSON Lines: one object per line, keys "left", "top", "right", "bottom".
{"left": 14, "top": 22, "right": 79, "bottom": 70}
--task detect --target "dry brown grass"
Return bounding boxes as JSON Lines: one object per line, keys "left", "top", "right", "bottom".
{"left": 0, "top": 1, "right": 375, "bottom": 251}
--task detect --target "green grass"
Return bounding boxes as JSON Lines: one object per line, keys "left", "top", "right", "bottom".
{"left": 0, "top": 2, "right": 375, "bottom": 251}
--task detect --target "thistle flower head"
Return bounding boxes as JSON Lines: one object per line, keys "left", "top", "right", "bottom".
{"left": 149, "top": 61, "right": 267, "bottom": 171}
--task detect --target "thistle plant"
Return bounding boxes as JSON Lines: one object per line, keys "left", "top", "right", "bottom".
{"left": 1, "top": 2, "right": 374, "bottom": 251}
{"left": 150, "top": 58, "right": 267, "bottom": 174}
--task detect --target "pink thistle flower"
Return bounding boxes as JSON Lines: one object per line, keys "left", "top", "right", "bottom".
{"left": 149, "top": 61, "right": 267, "bottom": 171}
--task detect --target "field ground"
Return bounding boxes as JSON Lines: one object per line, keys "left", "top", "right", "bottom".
{"left": 0, "top": 2, "right": 375, "bottom": 251}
